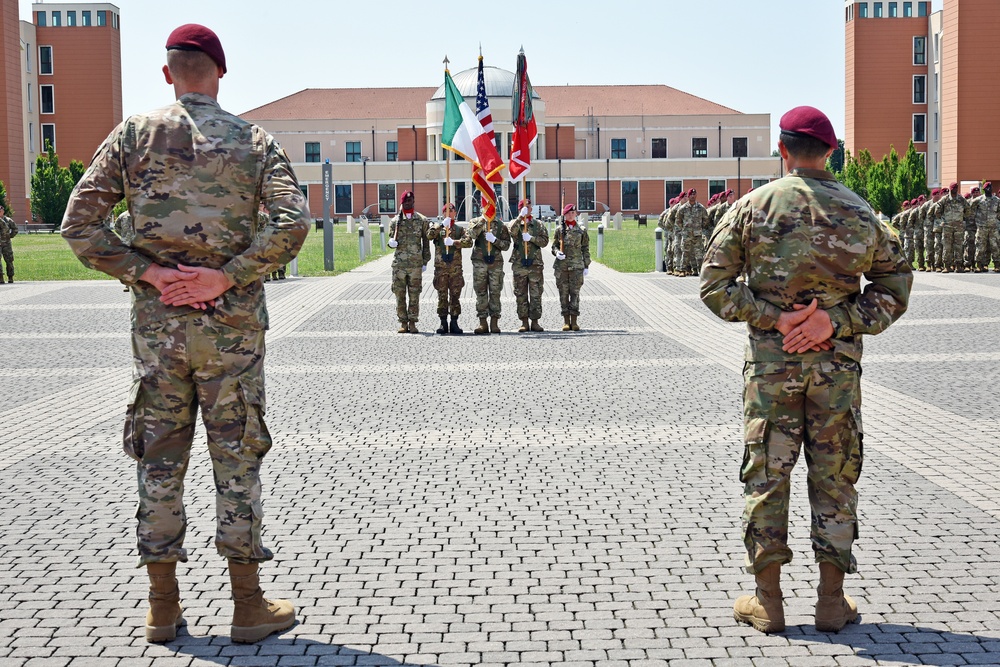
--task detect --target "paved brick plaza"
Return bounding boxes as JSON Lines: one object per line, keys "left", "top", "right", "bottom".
{"left": 2, "top": 254, "right": 1000, "bottom": 666}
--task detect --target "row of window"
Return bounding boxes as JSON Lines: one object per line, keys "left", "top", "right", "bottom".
{"left": 306, "top": 136, "right": 751, "bottom": 163}
{"left": 321, "top": 179, "right": 771, "bottom": 217}
{"left": 25, "top": 121, "right": 57, "bottom": 153}
{"left": 36, "top": 10, "right": 116, "bottom": 28}
{"left": 25, "top": 83, "right": 55, "bottom": 114}
{"left": 848, "top": 1, "right": 930, "bottom": 20}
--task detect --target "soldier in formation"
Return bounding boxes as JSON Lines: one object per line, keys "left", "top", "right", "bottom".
{"left": 0, "top": 206, "right": 17, "bottom": 283}
{"left": 509, "top": 198, "right": 549, "bottom": 332}
{"left": 657, "top": 197, "right": 678, "bottom": 274}
{"left": 932, "top": 182, "right": 971, "bottom": 272}
{"left": 465, "top": 206, "right": 511, "bottom": 334}
{"left": 62, "top": 24, "right": 309, "bottom": 644}
{"left": 701, "top": 106, "right": 911, "bottom": 635}
{"left": 894, "top": 200, "right": 915, "bottom": 268}
{"left": 971, "top": 182, "right": 1000, "bottom": 271}
{"left": 427, "top": 202, "right": 471, "bottom": 334}
{"left": 678, "top": 188, "right": 708, "bottom": 276}
{"left": 963, "top": 185, "right": 980, "bottom": 270}
{"left": 551, "top": 203, "right": 591, "bottom": 331}
{"left": 388, "top": 190, "right": 431, "bottom": 333}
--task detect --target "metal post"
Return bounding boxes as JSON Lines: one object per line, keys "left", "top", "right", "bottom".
{"left": 322, "top": 160, "right": 334, "bottom": 271}
{"left": 655, "top": 227, "right": 664, "bottom": 273}
{"left": 597, "top": 224, "right": 604, "bottom": 259}
{"left": 289, "top": 257, "right": 299, "bottom": 278}
{"left": 379, "top": 223, "right": 386, "bottom": 250}
{"left": 358, "top": 227, "right": 366, "bottom": 262}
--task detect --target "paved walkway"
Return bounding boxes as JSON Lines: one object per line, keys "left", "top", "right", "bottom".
{"left": 2, "top": 253, "right": 1000, "bottom": 666}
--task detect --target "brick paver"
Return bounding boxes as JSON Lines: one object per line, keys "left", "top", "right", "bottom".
{"left": 2, "top": 252, "right": 1000, "bottom": 666}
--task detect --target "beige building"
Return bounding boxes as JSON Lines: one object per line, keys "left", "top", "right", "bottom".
{"left": 242, "top": 66, "right": 782, "bottom": 221}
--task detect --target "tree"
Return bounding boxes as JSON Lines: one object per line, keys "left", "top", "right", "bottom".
{"left": 68, "top": 159, "right": 86, "bottom": 186}
{"left": 30, "top": 141, "right": 75, "bottom": 228}
{"left": 0, "top": 179, "right": 12, "bottom": 218}
{"left": 826, "top": 139, "right": 846, "bottom": 174}
{"left": 868, "top": 155, "right": 897, "bottom": 218}
{"left": 894, "top": 140, "right": 928, "bottom": 204}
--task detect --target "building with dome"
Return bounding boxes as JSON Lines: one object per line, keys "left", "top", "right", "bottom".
{"left": 242, "top": 65, "right": 781, "bottom": 220}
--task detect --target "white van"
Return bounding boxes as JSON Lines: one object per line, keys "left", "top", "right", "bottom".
{"left": 532, "top": 204, "right": 557, "bottom": 219}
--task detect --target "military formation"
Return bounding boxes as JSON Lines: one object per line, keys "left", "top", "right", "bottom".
{"left": 892, "top": 181, "right": 1000, "bottom": 272}
{"left": 387, "top": 196, "right": 591, "bottom": 334}
{"left": 657, "top": 187, "right": 738, "bottom": 276}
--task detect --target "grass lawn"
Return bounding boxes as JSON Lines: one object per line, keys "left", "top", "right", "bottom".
{"left": 10, "top": 221, "right": 661, "bottom": 280}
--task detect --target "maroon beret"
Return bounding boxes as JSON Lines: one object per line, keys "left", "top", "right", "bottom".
{"left": 949, "top": 182, "right": 959, "bottom": 189}
{"left": 918, "top": 195, "right": 926, "bottom": 202}
{"left": 687, "top": 188, "right": 697, "bottom": 196}
{"left": 986, "top": 182, "right": 993, "bottom": 189}
{"left": 563, "top": 204, "right": 577, "bottom": 215}
{"left": 166, "top": 24, "right": 227, "bottom": 73}
{"left": 779, "top": 106, "right": 837, "bottom": 149}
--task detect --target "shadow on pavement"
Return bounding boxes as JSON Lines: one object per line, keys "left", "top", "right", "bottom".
{"left": 786, "top": 621, "right": 1000, "bottom": 664}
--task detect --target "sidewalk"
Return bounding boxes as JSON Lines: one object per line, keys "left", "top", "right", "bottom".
{"left": 2, "top": 254, "right": 1000, "bottom": 666}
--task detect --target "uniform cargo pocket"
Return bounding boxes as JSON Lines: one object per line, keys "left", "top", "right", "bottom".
{"left": 840, "top": 407, "right": 864, "bottom": 484}
{"left": 122, "top": 377, "right": 145, "bottom": 462}
{"left": 238, "top": 375, "right": 272, "bottom": 459}
{"left": 740, "top": 417, "right": 770, "bottom": 484}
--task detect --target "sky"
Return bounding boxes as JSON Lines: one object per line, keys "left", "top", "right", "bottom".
{"left": 24, "top": 0, "right": 944, "bottom": 143}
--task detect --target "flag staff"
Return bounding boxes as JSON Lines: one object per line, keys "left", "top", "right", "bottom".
{"left": 443, "top": 55, "right": 451, "bottom": 213}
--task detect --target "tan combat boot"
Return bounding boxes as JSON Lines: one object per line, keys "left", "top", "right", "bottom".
{"left": 815, "top": 562, "right": 858, "bottom": 632}
{"left": 733, "top": 563, "right": 785, "bottom": 633}
{"left": 518, "top": 318, "right": 529, "bottom": 332}
{"left": 407, "top": 321, "right": 419, "bottom": 334}
{"left": 489, "top": 316, "right": 501, "bottom": 333}
{"left": 570, "top": 315, "right": 580, "bottom": 331}
{"left": 474, "top": 317, "right": 489, "bottom": 335}
{"left": 228, "top": 561, "right": 296, "bottom": 643}
{"left": 397, "top": 322, "right": 408, "bottom": 334}
{"left": 561, "top": 315, "right": 571, "bottom": 331}
{"left": 145, "top": 562, "right": 184, "bottom": 643}
{"left": 530, "top": 319, "right": 544, "bottom": 332}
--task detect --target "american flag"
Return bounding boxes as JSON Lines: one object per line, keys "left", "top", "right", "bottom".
{"left": 472, "top": 56, "right": 504, "bottom": 222}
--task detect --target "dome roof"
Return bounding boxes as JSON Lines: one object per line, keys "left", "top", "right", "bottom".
{"left": 431, "top": 65, "right": 542, "bottom": 100}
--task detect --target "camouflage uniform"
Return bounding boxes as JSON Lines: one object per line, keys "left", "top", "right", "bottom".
{"left": 895, "top": 207, "right": 914, "bottom": 267}
{"left": 389, "top": 212, "right": 431, "bottom": 326}
{"left": 551, "top": 222, "right": 591, "bottom": 317}
{"left": 964, "top": 195, "right": 979, "bottom": 270}
{"left": 113, "top": 211, "right": 135, "bottom": 246}
{"left": 701, "top": 167, "right": 911, "bottom": 575}
{"left": 466, "top": 216, "right": 511, "bottom": 319}
{"left": 508, "top": 214, "right": 549, "bottom": 320}
{"left": 972, "top": 193, "right": 1000, "bottom": 270}
{"left": 679, "top": 200, "right": 709, "bottom": 274}
{"left": 921, "top": 199, "right": 937, "bottom": 271}
{"left": 911, "top": 202, "right": 926, "bottom": 269}
{"left": 427, "top": 219, "right": 472, "bottom": 317}
{"left": 657, "top": 207, "right": 674, "bottom": 273}
{"left": 61, "top": 92, "right": 310, "bottom": 566}
{"left": 933, "top": 193, "right": 971, "bottom": 272}
{"left": 0, "top": 215, "right": 16, "bottom": 283}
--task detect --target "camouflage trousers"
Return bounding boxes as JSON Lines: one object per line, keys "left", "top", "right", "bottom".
{"left": 913, "top": 228, "right": 926, "bottom": 268}
{"left": 0, "top": 242, "right": 12, "bottom": 279}
{"left": 672, "top": 229, "right": 683, "bottom": 270}
{"left": 392, "top": 266, "right": 422, "bottom": 323}
{"left": 511, "top": 265, "right": 544, "bottom": 320}
{"left": 680, "top": 232, "right": 704, "bottom": 274}
{"left": 964, "top": 227, "right": 977, "bottom": 269}
{"left": 902, "top": 230, "right": 915, "bottom": 267}
{"left": 472, "top": 261, "right": 504, "bottom": 318}
{"left": 940, "top": 224, "right": 963, "bottom": 269}
{"left": 663, "top": 236, "right": 674, "bottom": 272}
{"left": 555, "top": 267, "right": 585, "bottom": 316}
{"left": 433, "top": 266, "right": 464, "bottom": 317}
{"left": 127, "top": 313, "right": 274, "bottom": 567}
{"left": 923, "top": 226, "right": 936, "bottom": 269}
{"left": 976, "top": 226, "right": 1000, "bottom": 268}
{"left": 741, "top": 360, "right": 863, "bottom": 575}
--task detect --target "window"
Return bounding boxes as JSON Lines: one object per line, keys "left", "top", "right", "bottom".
{"left": 889, "top": 2, "right": 898, "bottom": 17}
{"left": 913, "top": 114, "right": 926, "bottom": 143}
{"left": 913, "top": 37, "right": 926, "bottom": 65}
{"left": 386, "top": 141, "right": 398, "bottom": 162}
{"left": 859, "top": 3, "right": 868, "bottom": 18}
{"left": 913, "top": 75, "right": 926, "bottom": 104}
{"left": 664, "top": 181, "right": 683, "bottom": 201}
{"left": 52, "top": 11, "right": 61, "bottom": 26}
{"left": 621, "top": 181, "right": 639, "bottom": 210}
{"left": 67, "top": 11, "right": 76, "bottom": 26}
{"left": 507, "top": 181, "right": 520, "bottom": 205}
{"left": 346, "top": 141, "right": 361, "bottom": 163}
{"left": 28, "top": 123, "right": 34, "bottom": 152}
{"left": 903, "top": 2, "right": 912, "bottom": 17}
{"left": 752, "top": 179, "right": 770, "bottom": 189}
{"left": 732, "top": 137, "right": 748, "bottom": 158}
{"left": 82, "top": 11, "right": 91, "bottom": 26}
{"left": 874, "top": 2, "right": 883, "bottom": 17}
{"left": 97, "top": 10, "right": 107, "bottom": 26}
{"left": 305, "top": 142, "right": 320, "bottom": 163}
{"left": 26, "top": 84, "right": 32, "bottom": 112}
{"left": 42, "top": 124, "right": 55, "bottom": 151}
{"left": 651, "top": 138, "right": 667, "bottom": 159}
{"left": 39, "top": 46, "right": 52, "bottom": 75}
{"left": 378, "top": 184, "right": 396, "bottom": 214}
{"left": 334, "top": 185, "right": 352, "bottom": 214}
{"left": 934, "top": 34, "right": 940, "bottom": 62}
{"left": 709, "top": 180, "right": 726, "bottom": 197}
{"left": 25, "top": 41, "right": 30, "bottom": 72}
{"left": 300, "top": 184, "right": 308, "bottom": 199}
{"left": 692, "top": 138, "right": 708, "bottom": 158}
{"left": 934, "top": 112, "right": 939, "bottom": 140}
{"left": 918, "top": 1, "right": 928, "bottom": 17}
{"left": 578, "top": 181, "right": 595, "bottom": 211}
{"left": 40, "top": 85, "right": 54, "bottom": 114}
{"left": 611, "top": 138, "right": 626, "bottom": 159}
{"left": 36, "top": 11, "right": 46, "bottom": 26}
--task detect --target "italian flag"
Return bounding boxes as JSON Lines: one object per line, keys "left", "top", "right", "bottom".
{"left": 441, "top": 70, "right": 505, "bottom": 180}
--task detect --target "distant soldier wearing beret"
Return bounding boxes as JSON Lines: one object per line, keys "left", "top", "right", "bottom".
{"left": 427, "top": 202, "right": 472, "bottom": 334}
{"left": 894, "top": 200, "right": 915, "bottom": 268}
{"left": 62, "top": 24, "right": 309, "bottom": 643}
{"left": 701, "top": 106, "right": 911, "bottom": 635}
{"left": 0, "top": 206, "right": 16, "bottom": 283}
{"left": 657, "top": 198, "right": 677, "bottom": 274}
{"left": 509, "top": 197, "right": 549, "bottom": 332}
{"left": 388, "top": 190, "right": 431, "bottom": 333}
{"left": 911, "top": 194, "right": 927, "bottom": 270}
{"left": 931, "top": 182, "right": 971, "bottom": 272}
{"left": 964, "top": 185, "right": 981, "bottom": 270}
{"left": 678, "top": 188, "right": 708, "bottom": 276}
{"left": 970, "top": 182, "right": 1000, "bottom": 271}
{"left": 551, "top": 204, "right": 591, "bottom": 331}
{"left": 668, "top": 191, "right": 689, "bottom": 275}
{"left": 465, "top": 206, "right": 512, "bottom": 334}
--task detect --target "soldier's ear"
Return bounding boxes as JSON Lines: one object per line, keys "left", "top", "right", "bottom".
{"left": 162, "top": 65, "right": 174, "bottom": 85}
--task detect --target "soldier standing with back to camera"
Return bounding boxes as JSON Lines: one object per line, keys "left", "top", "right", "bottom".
{"left": 62, "top": 24, "right": 310, "bottom": 644}
{"left": 551, "top": 204, "right": 591, "bottom": 331}
{"left": 701, "top": 106, "right": 911, "bottom": 635}
{"left": 388, "top": 190, "right": 431, "bottom": 333}
{"left": 466, "top": 206, "right": 511, "bottom": 334}
{"left": 509, "top": 197, "right": 549, "bottom": 332}
{"left": 427, "top": 202, "right": 472, "bottom": 335}
{"left": 932, "top": 182, "right": 971, "bottom": 272}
